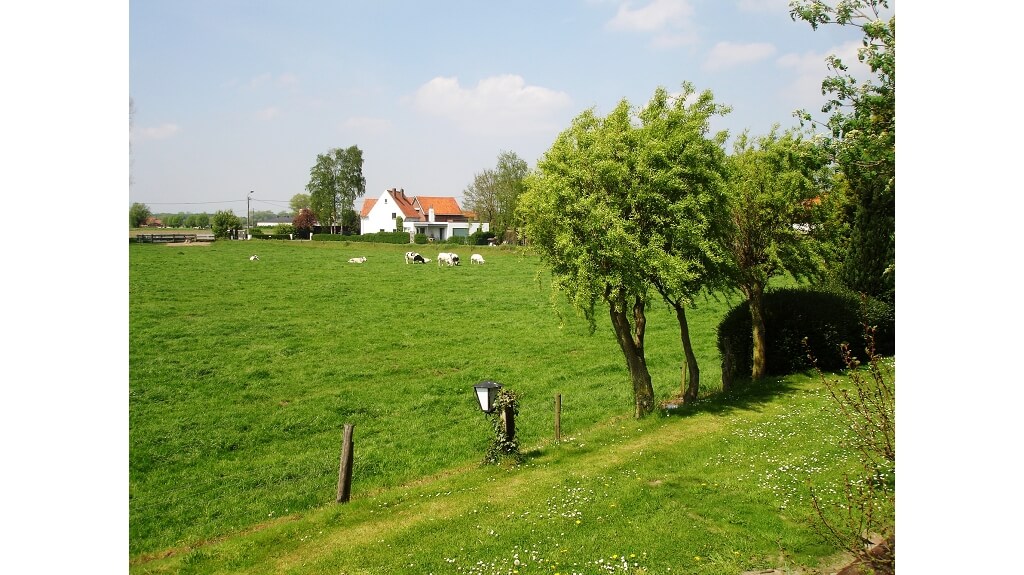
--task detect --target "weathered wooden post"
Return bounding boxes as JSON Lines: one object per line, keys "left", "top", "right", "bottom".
{"left": 336, "top": 423, "right": 354, "bottom": 503}
{"left": 554, "top": 393, "right": 562, "bottom": 442}
{"left": 501, "top": 404, "right": 515, "bottom": 443}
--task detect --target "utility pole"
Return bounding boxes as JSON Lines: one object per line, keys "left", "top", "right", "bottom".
{"left": 247, "top": 190, "right": 253, "bottom": 239}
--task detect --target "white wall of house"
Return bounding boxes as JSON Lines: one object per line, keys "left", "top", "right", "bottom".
{"left": 361, "top": 188, "right": 490, "bottom": 240}
{"left": 361, "top": 189, "right": 403, "bottom": 233}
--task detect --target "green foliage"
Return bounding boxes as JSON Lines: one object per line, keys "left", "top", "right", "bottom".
{"left": 289, "top": 193, "right": 311, "bottom": 214}
{"left": 210, "top": 210, "right": 241, "bottom": 239}
{"left": 273, "top": 223, "right": 295, "bottom": 236}
{"left": 717, "top": 287, "right": 894, "bottom": 380}
{"left": 325, "top": 231, "right": 409, "bottom": 244}
{"left": 483, "top": 388, "right": 523, "bottom": 465}
{"left": 519, "top": 82, "right": 733, "bottom": 416}
{"left": 249, "top": 227, "right": 266, "bottom": 237}
{"left": 185, "top": 213, "right": 210, "bottom": 228}
{"left": 305, "top": 145, "right": 366, "bottom": 233}
{"left": 463, "top": 151, "right": 530, "bottom": 239}
{"left": 444, "top": 236, "right": 466, "bottom": 245}
{"left": 129, "top": 202, "right": 152, "bottom": 228}
{"left": 790, "top": 0, "right": 895, "bottom": 303}
{"left": 414, "top": 233, "right": 428, "bottom": 244}
{"left": 468, "top": 230, "right": 496, "bottom": 246}
{"left": 725, "top": 127, "right": 836, "bottom": 294}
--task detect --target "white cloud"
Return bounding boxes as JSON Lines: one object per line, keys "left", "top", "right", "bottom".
{"left": 605, "top": 0, "right": 698, "bottom": 48}
{"left": 133, "top": 123, "right": 180, "bottom": 142}
{"left": 704, "top": 41, "right": 776, "bottom": 70}
{"left": 343, "top": 116, "right": 392, "bottom": 134}
{"left": 412, "top": 74, "right": 572, "bottom": 135}
{"left": 606, "top": 0, "right": 693, "bottom": 31}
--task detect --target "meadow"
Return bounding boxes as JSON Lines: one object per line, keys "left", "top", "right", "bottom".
{"left": 130, "top": 238, "right": 876, "bottom": 573}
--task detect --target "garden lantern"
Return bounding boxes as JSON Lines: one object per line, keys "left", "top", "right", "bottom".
{"left": 473, "top": 380, "right": 503, "bottom": 413}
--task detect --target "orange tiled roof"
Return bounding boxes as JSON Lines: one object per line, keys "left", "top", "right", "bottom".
{"left": 416, "top": 196, "right": 463, "bottom": 216}
{"left": 360, "top": 198, "right": 377, "bottom": 217}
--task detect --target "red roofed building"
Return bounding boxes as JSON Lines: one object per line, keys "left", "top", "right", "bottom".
{"left": 360, "top": 188, "right": 488, "bottom": 241}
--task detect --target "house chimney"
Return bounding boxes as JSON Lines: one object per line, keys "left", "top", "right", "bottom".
{"left": 428, "top": 207, "right": 435, "bottom": 222}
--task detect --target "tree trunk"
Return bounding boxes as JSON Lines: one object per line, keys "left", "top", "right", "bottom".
{"left": 607, "top": 291, "right": 655, "bottom": 418}
{"left": 747, "top": 282, "right": 767, "bottom": 380}
{"left": 672, "top": 303, "right": 701, "bottom": 403}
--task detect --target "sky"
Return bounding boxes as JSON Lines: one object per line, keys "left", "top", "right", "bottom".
{"left": 129, "top": 0, "right": 889, "bottom": 218}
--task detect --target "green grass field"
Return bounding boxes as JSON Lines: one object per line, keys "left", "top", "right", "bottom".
{"left": 130, "top": 239, "right": 881, "bottom": 573}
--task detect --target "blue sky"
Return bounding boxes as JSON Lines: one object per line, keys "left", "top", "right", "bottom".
{"left": 129, "top": 0, "right": 889, "bottom": 218}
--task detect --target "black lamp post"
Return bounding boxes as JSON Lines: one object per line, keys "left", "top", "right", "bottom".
{"left": 473, "top": 380, "right": 502, "bottom": 413}
{"left": 473, "top": 380, "right": 514, "bottom": 444}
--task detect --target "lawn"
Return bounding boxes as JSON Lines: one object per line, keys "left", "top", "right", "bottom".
{"left": 130, "top": 238, "right": 879, "bottom": 573}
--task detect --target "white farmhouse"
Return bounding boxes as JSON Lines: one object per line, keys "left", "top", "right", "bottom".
{"left": 359, "top": 187, "right": 488, "bottom": 241}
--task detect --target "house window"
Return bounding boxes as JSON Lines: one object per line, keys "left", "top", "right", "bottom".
{"left": 391, "top": 212, "right": 396, "bottom": 219}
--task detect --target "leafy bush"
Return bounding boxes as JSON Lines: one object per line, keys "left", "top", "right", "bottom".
{"left": 444, "top": 236, "right": 466, "bottom": 245}
{"left": 414, "top": 233, "right": 428, "bottom": 245}
{"left": 717, "top": 287, "right": 894, "bottom": 379}
{"left": 274, "top": 224, "right": 295, "bottom": 236}
{"left": 250, "top": 227, "right": 266, "bottom": 237}
{"left": 316, "top": 231, "right": 410, "bottom": 244}
{"left": 468, "top": 230, "right": 497, "bottom": 246}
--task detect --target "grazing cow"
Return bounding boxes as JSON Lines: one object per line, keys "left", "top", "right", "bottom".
{"left": 348, "top": 256, "right": 367, "bottom": 263}
{"left": 405, "top": 251, "right": 429, "bottom": 264}
{"left": 249, "top": 254, "right": 260, "bottom": 261}
{"left": 470, "top": 254, "right": 485, "bottom": 265}
{"left": 437, "top": 252, "right": 460, "bottom": 267}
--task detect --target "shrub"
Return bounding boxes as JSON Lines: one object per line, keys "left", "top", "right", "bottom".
{"left": 717, "top": 287, "right": 895, "bottom": 380}
{"left": 274, "top": 224, "right": 295, "bottom": 236}
{"left": 250, "top": 227, "right": 266, "bottom": 237}
{"left": 414, "top": 233, "right": 428, "bottom": 245}
{"left": 468, "top": 230, "right": 497, "bottom": 246}
{"left": 316, "top": 231, "right": 409, "bottom": 244}
{"left": 444, "top": 236, "right": 466, "bottom": 245}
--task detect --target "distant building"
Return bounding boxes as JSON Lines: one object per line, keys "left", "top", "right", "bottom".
{"left": 143, "top": 217, "right": 164, "bottom": 227}
{"left": 359, "top": 188, "right": 488, "bottom": 241}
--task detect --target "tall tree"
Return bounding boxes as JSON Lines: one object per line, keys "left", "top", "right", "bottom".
{"left": 790, "top": 0, "right": 895, "bottom": 303}
{"left": 519, "top": 84, "right": 732, "bottom": 415}
{"left": 289, "top": 193, "right": 311, "bottom": 214}
{"left": 633, "top": 85, "right": 733, "bottom": 403}
{"left": 129, "top": 202, "right": 151, "bottom": 228}
{"left": 463, "top": 151, "right": 529, "bottom": 241}
{"left": 306, "top": 146, "right": 366, "bottom": 234}
{"left": 724, "top": 127, "right": 836, "bottom": 381}
{"left": 463, "top": 168, "right": 499, "bottom": 226}
{"left": 493, "top": 151, "right": 529, "bottom": 240}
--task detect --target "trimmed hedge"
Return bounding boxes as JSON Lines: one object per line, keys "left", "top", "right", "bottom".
{"left": 313, "top": 232, "right": 410, "bottom": 244}
{"left": 717, "top": 287, "right": 895, "bottom": 379}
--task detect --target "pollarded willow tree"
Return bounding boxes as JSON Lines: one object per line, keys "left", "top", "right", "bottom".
{"left": 518, "top": 83, "right": 733, "bottom": 416}
{"left": 306, "top": 145, "right": 366, "bottom": 235}
{"left": 724, "top": 127, "right": 837, "bottom": 382}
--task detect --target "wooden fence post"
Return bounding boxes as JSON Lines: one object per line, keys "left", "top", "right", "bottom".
{"left": 554, "top": 393, "right": 561, "bottom": 442}
{"left": 336, "top": 423, "right": 354, "bottom": 503}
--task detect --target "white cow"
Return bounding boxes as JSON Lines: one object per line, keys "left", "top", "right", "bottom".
{"left": 249, "top": 255, "right": 260, "bottom": 261}
{"left": 470, "top": 254, "right": 485, "bottom": 265}
{"left": 348, "top": 256, "right": 367, "bottom": 263}
{"left": 437, "top": 252, "right": 460, "bottom": 266}
{"left": 405, "top": 251, "right": 429, "bottom": 264}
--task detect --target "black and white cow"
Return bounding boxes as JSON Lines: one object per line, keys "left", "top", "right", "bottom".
{"left": 405, "top": 251, "right": 430, "bottom": 264}
{"left": 437, "top": 252, "right": 460, "bottom": 266}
